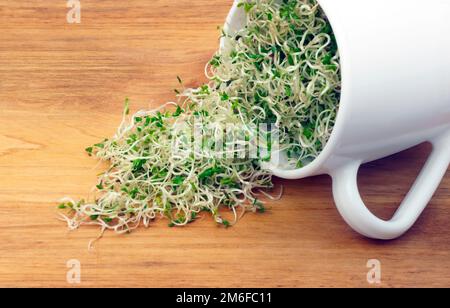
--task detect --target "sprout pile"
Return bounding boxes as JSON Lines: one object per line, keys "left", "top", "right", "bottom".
{"left": 59, "top": 0, "right": 341, "bottom": 235}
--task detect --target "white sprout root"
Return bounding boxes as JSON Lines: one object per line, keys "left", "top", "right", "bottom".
{"left": 59, "top": 0, "right": 340, "bottom": 234}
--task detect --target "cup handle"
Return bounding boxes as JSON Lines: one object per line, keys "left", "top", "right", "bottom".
{"left": 331, "top": 131, "right": 450, "bottom": 240}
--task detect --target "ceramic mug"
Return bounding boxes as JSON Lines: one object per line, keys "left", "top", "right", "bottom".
{"left": 221, "top": 0, "right": 450, "bottom": 239}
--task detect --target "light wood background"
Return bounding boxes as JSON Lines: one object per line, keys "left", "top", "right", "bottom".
{"left": 0, "top": 0, "right": 449, "bottom": 288}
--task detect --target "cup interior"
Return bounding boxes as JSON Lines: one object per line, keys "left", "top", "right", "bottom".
{"left": 220, "top": 0, "right": 345, "bottom": 179}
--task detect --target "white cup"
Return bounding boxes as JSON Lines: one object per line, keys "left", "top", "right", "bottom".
{"left": 222, "top": 0, "right": 450, "bottom": 239}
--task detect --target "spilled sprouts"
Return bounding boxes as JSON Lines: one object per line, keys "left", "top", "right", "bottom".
{"left": 59, "top": 0, "right": 340, "bottom": 235}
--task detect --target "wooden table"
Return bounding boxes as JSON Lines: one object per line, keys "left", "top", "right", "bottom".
{"left": 0, "top": 0, "right": 449, "bottom": 288}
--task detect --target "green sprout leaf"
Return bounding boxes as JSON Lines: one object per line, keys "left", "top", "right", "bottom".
{"left": 132, "top": 159, "right": 147, "bottom": 172}
{"left": 124, "top": 98, "right": 130, "bottom": 115}
{"left": 238, "top": 2, "right": 256, "bottom": 13}
{"left": 85, "top": 147, "right": 93, "bottom": 156}
{"left": 199, "top": 167, "right": 224, "bottom": 180}
{"left": 172, "top": 176, "right": 185, "bottom": 186}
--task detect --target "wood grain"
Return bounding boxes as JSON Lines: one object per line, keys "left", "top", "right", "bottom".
{"left": 0, "top": 0, "right": 449, "bottom": 288}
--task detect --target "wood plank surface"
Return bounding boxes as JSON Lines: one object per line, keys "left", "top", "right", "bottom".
{"left": 0, "top": 0, "right": 449, "bottom": 288}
